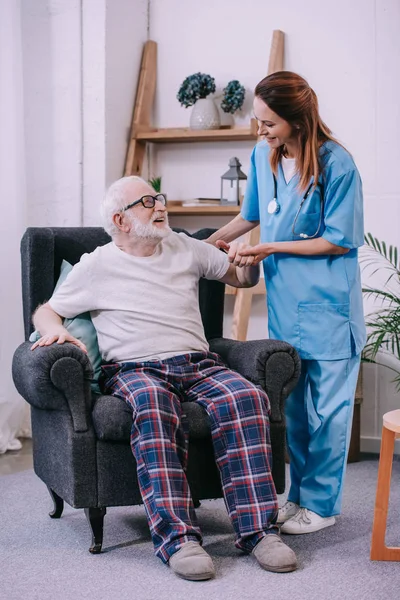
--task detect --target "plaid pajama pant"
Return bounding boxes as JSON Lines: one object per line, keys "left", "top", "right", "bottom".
{"left": 101, "top": 352, "right": 278, "bottom": 563}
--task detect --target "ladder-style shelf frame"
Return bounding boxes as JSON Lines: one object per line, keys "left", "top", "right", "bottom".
{"left": 229, "top": 29, "right": 284, "bottom": 340}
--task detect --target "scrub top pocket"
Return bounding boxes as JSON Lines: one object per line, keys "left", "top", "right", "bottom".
{"left": 298, "top": 302, "right": 352, "bottom": 359}
{"left": 292, "top": 211, "right": 322, "bottom": 240}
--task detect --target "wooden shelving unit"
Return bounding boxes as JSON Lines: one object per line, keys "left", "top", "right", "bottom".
{"left": 123, "top": 40, "right": 258, "bottom": 176}
{"left": 136, "top": 122, "right": 257, "bottom": 144}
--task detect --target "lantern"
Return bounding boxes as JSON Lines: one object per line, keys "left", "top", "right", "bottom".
{"left": 220, "top": 157, "right": 247, "bottom": 206}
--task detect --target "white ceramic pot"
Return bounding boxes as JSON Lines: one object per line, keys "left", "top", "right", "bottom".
{"left": 190, "top": 98, "right": 221, "bottom": 130}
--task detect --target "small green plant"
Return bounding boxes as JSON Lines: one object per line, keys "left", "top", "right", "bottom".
{"left": 362, "top": 233, "right": 400, "bottom": 389}
{"left": 177, "top": 73, "right": 216, "bottom": 108}
{"left": 221, "top": 80, "right": 246, "bottom": 114}
{"left": 148, "top": 176, "right": 162, "bottom": 193}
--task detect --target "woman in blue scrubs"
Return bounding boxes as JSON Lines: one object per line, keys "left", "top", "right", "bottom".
{"left": 207, "top": 71, "right": 366, "bottom": 535}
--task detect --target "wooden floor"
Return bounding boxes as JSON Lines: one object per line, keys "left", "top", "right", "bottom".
{"left": 0, "top": 439, "right": 33, "bottom": 475}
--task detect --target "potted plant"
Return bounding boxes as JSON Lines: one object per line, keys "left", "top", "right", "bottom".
{"left": 177, "top": 72, "right": 220, "bottom": 130}
{"left": 362, "top": 233, "right": 400, "bottom": 389}
{"left": 148, "top": 176, "right": 162, "bottom": 193}
{"left": 221, "top": 80, "right": 246, "bottom": 115}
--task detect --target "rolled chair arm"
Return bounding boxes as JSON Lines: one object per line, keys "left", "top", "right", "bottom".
{"left": 209, "top": 337, "right": 301, "bottom": 422}
{"left": 12, "top": 341, "right": 93, "bottom": 432}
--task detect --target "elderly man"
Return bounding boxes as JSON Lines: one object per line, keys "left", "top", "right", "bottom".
{"left": 32, "top": 176, "right": 297, "bottom": 581}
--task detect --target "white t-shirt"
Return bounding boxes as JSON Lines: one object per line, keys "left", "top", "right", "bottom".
{"left": 49, "top": 232, "right": 229, "bottom": 363}
{"left": 281, "top": 155, "right": 297, "bottom": 184}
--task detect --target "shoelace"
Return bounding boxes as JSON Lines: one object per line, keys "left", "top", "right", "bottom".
{"left": 290, "top": 508, "right": 312, "bottom": 525}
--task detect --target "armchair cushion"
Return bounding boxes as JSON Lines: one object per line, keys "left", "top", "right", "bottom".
{"left": 92, "top": 395, "right": 211, "bottom": 442}
{"left": 91, "top": 395, "right": 132, "bottom": 442}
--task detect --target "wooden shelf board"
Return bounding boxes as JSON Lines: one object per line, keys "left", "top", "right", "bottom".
{"left": 167, "top": 204, "right": 240, "bottom": 216}
{"left": 136, "top": 123, "right": 257, "bottom": 143}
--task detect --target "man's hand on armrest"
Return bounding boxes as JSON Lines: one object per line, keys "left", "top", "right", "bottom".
{"left": 31, "top": 302, "right": 87, "bottom": 353}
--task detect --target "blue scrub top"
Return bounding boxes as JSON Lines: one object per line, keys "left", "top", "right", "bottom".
{"left": 241, "top": 140, "right": 366, "bottom": 360}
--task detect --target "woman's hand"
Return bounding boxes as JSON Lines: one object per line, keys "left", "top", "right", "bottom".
{"left": 216, "top": 240, "right": 256, "bottom": 267}
{"left": 217, "top": 240, "right": 274, "bottom": 266}
{"left": 238, "top": 243, "right": 275, "bottom": 265}
{"left": 31, "top": 330, "right": 87, "bottom": 353}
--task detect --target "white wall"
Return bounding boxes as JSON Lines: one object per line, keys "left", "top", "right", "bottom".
{"left": 148, "top": 0, "right": 400, "bottom": 451}
{"left": 22, "top": 0, "right": 83, "bottom": 227}
{"left": 83, "top": 0, "right": 148, "bottom": 225}
{"left": 82, "top": 0, "right": 106, "bottom": 225}
{"left": 105, "top": 0, "right": 148, "bottom": 187}
{"left": 21, "top": 0, "right": 148, "bottom": 228}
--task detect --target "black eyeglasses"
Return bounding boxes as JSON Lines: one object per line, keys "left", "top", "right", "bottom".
{"left": 122, "top": 194, "right": 167, "bottom": 211}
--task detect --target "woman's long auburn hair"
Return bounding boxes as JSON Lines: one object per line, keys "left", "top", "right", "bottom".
{"left": 255, "top": 71, "right": 341, "bottom": 193}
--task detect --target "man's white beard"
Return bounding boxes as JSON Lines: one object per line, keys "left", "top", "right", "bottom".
{"left": 128, "top": 212, "right": 171, "bottom": 240}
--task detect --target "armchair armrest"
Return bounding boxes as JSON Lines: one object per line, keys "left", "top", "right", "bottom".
{"left": 209, "top": 338, "right": 301, "bottom": 422}
{"left": 12, "top": 341, "right": 94, "bottom": 432}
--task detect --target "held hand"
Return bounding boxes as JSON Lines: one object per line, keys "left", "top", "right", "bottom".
{"left": 31, "top": 331, "right": 87, "bottom": 354}
{"left": 237, "top": 243, "right": 274, "bottom": 265}
{"left": 216, "top": 239, "right": 256, "bottom": 268}
{"left": 215, "top": 239, "right": 230, "bottom": 252}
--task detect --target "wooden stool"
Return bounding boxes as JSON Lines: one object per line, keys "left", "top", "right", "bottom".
{"left": 370, "top": 409, "right": 400, "bottom": 561}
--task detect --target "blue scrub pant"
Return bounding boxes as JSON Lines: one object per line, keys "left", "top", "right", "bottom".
{"left": 285, "top": 354, "right": 361, "bottom": 517}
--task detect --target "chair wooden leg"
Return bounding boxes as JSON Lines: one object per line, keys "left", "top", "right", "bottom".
{"left": 85, "top": 507, "right": 106, "bottom": 554}
{"left": 370, "top": 426, "right": 400, "bottom": 560}
{"left": 47, "top": 487, "right": 64, "bottom": 518}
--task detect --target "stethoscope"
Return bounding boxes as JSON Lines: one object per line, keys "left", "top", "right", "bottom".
{"left": 267, "top": 174, "right": 324, "bottom": 239}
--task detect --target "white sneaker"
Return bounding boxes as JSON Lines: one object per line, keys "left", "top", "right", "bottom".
{"left": 277, "top": 501, "right": 300, "bottom": 524}
{"left": 280, "top": 508, "right": 336, "bottom": 535}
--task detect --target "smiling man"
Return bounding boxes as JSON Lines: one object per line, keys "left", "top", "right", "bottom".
{"left": 31, "top": 176, "right": 297, "bottom": 581}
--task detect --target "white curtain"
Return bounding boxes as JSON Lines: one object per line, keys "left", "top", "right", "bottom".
{"left": 0, "top": 0, "right": 30, "bottom": 453}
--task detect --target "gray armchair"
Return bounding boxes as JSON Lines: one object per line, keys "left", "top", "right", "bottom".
{"left": 12, "top": 227, "right": 300, "bottom": 553}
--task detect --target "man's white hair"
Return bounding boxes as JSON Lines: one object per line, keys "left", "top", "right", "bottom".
{"left": 100, "top": 176, "right": 148, "bottom": 237}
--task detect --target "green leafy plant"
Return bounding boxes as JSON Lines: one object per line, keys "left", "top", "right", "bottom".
{"left": 221, "top": 80, "right": 246, "bottom": 114}
{"left": 177, "top": 73, "right": 216, "bottom": 108}
{"left": 148, "top": 176, "right": 162, "bottom": 193}
{"left": 362, "top": 233, "right": 400, "bottom": 389}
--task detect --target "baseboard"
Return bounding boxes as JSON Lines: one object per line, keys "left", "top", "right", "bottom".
{"left": 360, "top": 435, "right": 400, "bottom": 455}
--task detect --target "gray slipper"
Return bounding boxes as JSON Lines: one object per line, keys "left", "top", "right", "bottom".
{"left": 169, "top": 541, "right": 215, "bottom": 581}
{"left": 252, "top": 534, "right": 298, "bottom": 573}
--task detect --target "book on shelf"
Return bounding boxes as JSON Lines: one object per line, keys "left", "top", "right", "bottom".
{"left": 196, "top": 198, "right": 221, "bottom": 203}
{"left": 181, "top": 198, "right": 221, "bottom": 207}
